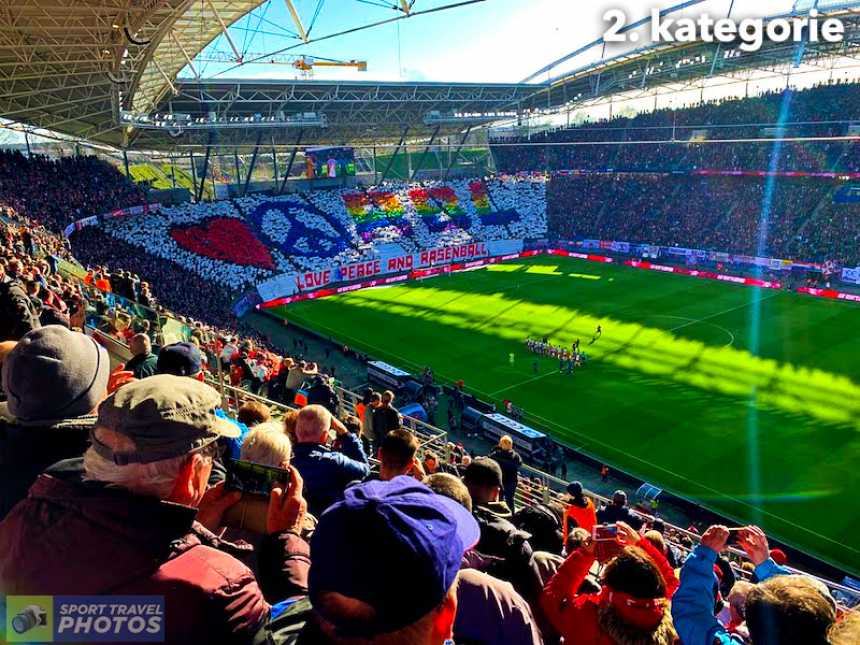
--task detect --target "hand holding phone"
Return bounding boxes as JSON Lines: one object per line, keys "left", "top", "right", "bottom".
{"left": 592, "top": 524, "right": 622, "bottom": 562}
{"left": 225, "top": 458, "right": 292, "bottom": 496}
{"left": 592, "top": 524, "right": 618, "bottom": 541}
{"left": 267, "top": 466, "right": 307, "bottom": 535}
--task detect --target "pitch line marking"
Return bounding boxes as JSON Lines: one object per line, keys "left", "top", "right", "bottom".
{"left": 649, "top": 314, "right": 736, "bottom": 348}
{"left": 491, "top": 369, "right": 561, "bottom": 396}
{"left": 280, "top": 290, "right": 860, "bottom": 557}
{"left": 666, "top": 290, "right": 783, "bottom": 334}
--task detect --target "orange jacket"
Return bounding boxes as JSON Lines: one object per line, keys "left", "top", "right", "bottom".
{"left": 562, "top": 498, "right": 597, "bottom": 542}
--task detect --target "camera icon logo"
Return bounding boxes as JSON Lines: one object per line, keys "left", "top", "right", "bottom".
{"left": 5, "top": 595, "right": 53, "bottom": 642}
{"left": 12, "top": 604, "right": 47, "bottom": 634}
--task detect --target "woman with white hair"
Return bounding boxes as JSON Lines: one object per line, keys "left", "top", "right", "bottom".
{"left": 240, "top": 422, "right": 292, "bottom": 468}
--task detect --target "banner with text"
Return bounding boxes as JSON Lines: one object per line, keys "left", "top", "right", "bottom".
{"left": 64, "top": 203, "right": 160, "bottom": 238}
{"left": 842, "top": 267, "right": 860, "bottom": 285}
{"left": 256, "top": 240, "right": 522, "bottom": 302}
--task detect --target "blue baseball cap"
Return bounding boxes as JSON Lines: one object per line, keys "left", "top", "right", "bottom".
{"left": 309, "top": 476, "right": 480, "bottom": 637}
{"left": 156, "top": 342, "right": 203, "bottom": 377}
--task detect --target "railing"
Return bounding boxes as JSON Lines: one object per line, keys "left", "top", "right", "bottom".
{"left": 87, "top": 323, "right": 860, "bottom": 610}
{"left": 335, "top": 386, "right": 449, "bottom": 451}
{"left": 56, "top": 260, "right": 193, "bottom": 347}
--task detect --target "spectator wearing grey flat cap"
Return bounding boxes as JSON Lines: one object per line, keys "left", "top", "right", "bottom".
{"left": 0, "top": 325, "right": 110, "bottom": 519}
{"left": 0, "top": 375, "right": 313, "bottom": 645}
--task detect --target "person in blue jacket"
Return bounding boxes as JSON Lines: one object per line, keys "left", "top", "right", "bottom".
{"left": 672, "top": 524, "right": 835, "bottom": 645}
{"left": 291, "top": 404, "right": 370, "bottom": 516}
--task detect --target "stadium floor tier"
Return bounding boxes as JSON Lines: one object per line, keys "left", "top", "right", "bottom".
{"left": 269, "top": 255, "right": 860, "bottom": 575}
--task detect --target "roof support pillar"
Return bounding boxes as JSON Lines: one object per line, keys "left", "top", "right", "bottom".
{"left": 189, "top": 150, "right": 198, "bottom": 197}
{"left": 279, "top": 130, "right": 303, "bottom": 194}
{"left": 443, "top": 125, "right": 472, "bottom": 180}
{"left": 379, "top": 126, "right": 409, "bottom": 184}
{"left": 410, "top": 125, "right": 440, "bottom": 180}
{"left": 206, "top": 0, "right": 244, "bottom": 61}
{"left": 284, "top": 0, "right": 308, "bottom": 42}
{"left": 171, "top": 31, "right": 201, "bottom": 80}
{"left": 243, "top": 131, "right": 264, "bottom": 196}
{"left": 271, "top": 136, "right": 279, "bottom": 184}
{"left": 196, "top": 132, "right": 214, "bottom": 202}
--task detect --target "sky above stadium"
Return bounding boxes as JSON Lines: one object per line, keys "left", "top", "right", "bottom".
{"left": 192, "top": 0, "right": 802, "bottom": 83}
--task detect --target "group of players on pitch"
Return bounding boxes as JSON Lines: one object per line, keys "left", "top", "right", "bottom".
{"left": 524, "top": 325, "right": 602, "bottom": 375}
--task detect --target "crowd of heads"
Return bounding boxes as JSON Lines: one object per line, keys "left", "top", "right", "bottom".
{"left": 0, "top": 150, "right": 144, "bottom": 231}
{"left": 4, "top": 295, "right": 857, "bottom": 644}
{"left": 1, "top": 90, "right": 859, "bottom": 641}
{"left": 547, "top": 173, "right": 860, "bottom": 266}
{"left": 493, "top": 82, "right": 860, "bottom": 175}
{"left": 76, "top": 176, "right": 547, "bottom": 294}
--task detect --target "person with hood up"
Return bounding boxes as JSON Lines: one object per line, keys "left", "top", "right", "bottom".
{"left": 562, "top": 480, "right": 598, "bottom": 543}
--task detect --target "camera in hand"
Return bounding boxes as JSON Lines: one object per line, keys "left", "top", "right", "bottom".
{"left": 592, "top": 523, "right": 618, "bottom": 541}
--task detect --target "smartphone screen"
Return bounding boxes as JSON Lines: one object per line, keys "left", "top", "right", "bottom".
{"left": 225, "top": 458, "right": 291, "bottom": 496}
{"left": 592, "top": 524, "right": 618, "bottom": 541}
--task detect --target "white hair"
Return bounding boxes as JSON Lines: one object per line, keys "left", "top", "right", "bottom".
{"left": 83, "top": 427, "right": 191, "bottom": 499}
{"left": 240, "top": 422, "right": 292, "bottom": 467}
{"left": 295, "top": 404, "right": 331, "bottom": 443}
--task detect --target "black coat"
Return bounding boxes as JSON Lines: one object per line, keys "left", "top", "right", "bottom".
{"left": 0, "top": 279, "right": 40, "bottom": 341}
{"left": 488, "top": 447, "right": 522, "bottom": 490}
{"left": 371, "top": 405, "right": 401, "bottom": 440}
{"left": 471, "top": 502, "right": 542, "bottom": 603}
{"left": 596, "top": 503, "right": 644, "bottom": 530}
{"left": 0, "top": 415, "right": 95, "bottom": 520}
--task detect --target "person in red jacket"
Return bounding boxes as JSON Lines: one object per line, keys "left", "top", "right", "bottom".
{"left": 562, "top": 481, "right": 598, "bottom": 543}
{"left": 541, "top": 522, "right": 679, "bottom": 645}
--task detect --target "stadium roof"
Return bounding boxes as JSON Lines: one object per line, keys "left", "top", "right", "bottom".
{"left": 514, "top": 6, "right": 860, "bottom": 114}
{"left": 0, "top": 0, "right": 270, "bottom": 146}
{"left": 128, "top": 78, "right": 541, "bottom": 149}
{"left": 3, "top": 1, "right": 860, "bottom": 151}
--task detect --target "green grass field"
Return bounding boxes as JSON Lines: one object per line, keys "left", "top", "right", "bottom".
{"left": 270, "top": 255, "right": 860, "bottom": 574}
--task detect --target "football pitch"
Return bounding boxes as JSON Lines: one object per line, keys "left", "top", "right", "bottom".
{"left": 269, "top": 255, "right": 860, "bottom": 574}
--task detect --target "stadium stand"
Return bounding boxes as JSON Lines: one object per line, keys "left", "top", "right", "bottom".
{"left": 492, "top": 83, "right": 860, "bottom": 174}
{"left": 66, "top": 176, "right": 547, "bottom": 293}
{"left": 2, "top": 83, "right": 860, "bottom": 643}
{"left": 546, "top": 174, "right": 860, "bottom": 265}
{"left": 0, "top": 150, "right": 145, "bottom": 231}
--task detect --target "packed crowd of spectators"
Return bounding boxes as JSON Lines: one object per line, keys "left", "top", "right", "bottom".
{"left": 0, "top": 205, "right": 341, "bottom": 415}
{"left": 547, "top": 174, "right": 860, "bottom": 266}
{"left": 2, "top": 306, "right": 858, "bottom": 643}
{"left": 81, "top": 177, "right": 546, "bottom": 292}
{"left": 2, "top": 150, "right": 859, "bottom": 643}
{"left": 0, "top": 213, "right": 83, "bottom": 338}
{"left": 0, "top": 150, "right": 145, "bottom": 231}
{"left": 493, "top": 82, "right": 860, "bottom": 174}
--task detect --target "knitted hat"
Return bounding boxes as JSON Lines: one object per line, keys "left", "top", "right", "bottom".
{"left": 2, "top": 325, "right": 110, "bottom": 424}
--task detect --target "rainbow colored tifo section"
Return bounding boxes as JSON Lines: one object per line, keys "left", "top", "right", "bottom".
{"left": 469, "top": 180, "right": 491, "bottom": 214}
